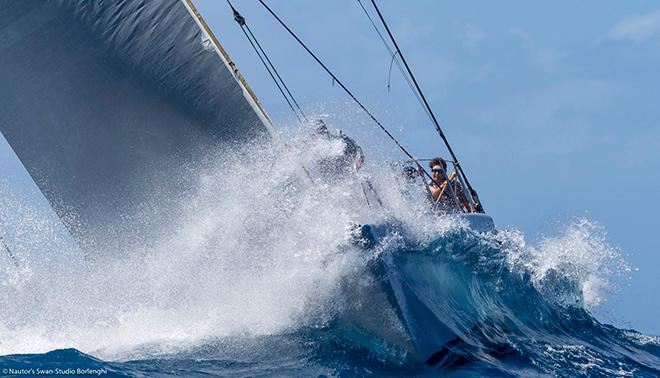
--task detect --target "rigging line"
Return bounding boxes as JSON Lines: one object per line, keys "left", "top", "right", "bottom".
{"left": 257, "top": 0, "right": 444, "bottom": 188}
{"left": 244, "top": 23, "right": 308, "bottom": 122}
{"left": 231, "top": 1, "right": 307, "bottom": 122}
{"left": 227, "top": 0, "right": 304, "bottom": 124}
{"left": 239, "top": 26, "right": 316, "bottom": 180}
{"left": 239, "top": 23, "right": 302, "bottom": 124}
{"left": 225, "top": 1, "right": 316, "bottom": 184}
{"left": 369, "top": 0, "right": 483, "bottom": 212}
{"left": 355, "top": 0, "right": 432, "bottom": 121}
{"left": 387, "top": 50, "right": 397, "bottom": 92}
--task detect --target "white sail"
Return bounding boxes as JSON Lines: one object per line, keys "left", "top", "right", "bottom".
{"left": 0, "top": 132, "right": 79, "bottom": 265}
{"left": 0, "top": 0, "right": 275, "bottom": 252}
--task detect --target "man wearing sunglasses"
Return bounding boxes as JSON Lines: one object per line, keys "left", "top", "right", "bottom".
{"left": 427, "top": 157, "right": 471, "bottom": 212}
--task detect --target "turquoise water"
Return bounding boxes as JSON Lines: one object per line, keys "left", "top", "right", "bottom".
{"left": 1, "top": 142, "right": 658, "bottom": 377}
{"left": 2, "top": 226, "right": 659, "bottom": 377}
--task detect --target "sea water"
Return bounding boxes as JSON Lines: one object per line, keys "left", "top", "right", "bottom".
{"left": 0, "top": 130, "right": 658, "bottom": 377}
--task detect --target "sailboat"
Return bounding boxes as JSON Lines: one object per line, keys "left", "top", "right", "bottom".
{"left": 1, "top": 0, "right": 495, "bottom": 364}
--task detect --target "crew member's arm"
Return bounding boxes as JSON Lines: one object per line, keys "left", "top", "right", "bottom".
{"left": 428, "top": 181, "right": 442, "bottom": 201}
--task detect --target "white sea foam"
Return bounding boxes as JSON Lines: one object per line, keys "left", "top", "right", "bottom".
{"left": 501, "top": 218, "right": 631, "bottom": 308}
{"left": 0, "top": 126, "right": 445, "bottom": 359}
{"left": 0, "top": 125, "right": 630, "bottom": 360}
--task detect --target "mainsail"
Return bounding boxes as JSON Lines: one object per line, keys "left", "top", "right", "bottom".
{"left": 0, "top": 0, "right": 275, "bottom": 252}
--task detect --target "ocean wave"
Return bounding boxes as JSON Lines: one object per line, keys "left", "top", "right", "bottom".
{"left": 1, "top": 128, "right": 658, "bottom": 376}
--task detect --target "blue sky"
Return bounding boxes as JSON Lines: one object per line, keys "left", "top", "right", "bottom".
{"left": 1, "top": 1, "right": 658, "bottom": 334}
{"left": 193, "top": 0, "right": 660, "bottom": 334}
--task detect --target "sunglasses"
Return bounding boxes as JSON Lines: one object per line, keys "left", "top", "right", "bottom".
{"left": 431, "top": 169, "right": 444, "bottom": 174}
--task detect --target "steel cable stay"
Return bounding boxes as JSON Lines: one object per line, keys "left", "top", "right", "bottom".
{"left": 246, "top": 0, "right": 474, "bottom": 212}
{"left": 355, "top": 0, "right": 433, "bottom": 123}
{"left": 367, "top": 0, "right": 484, "bottom": 213}
{"left": 224, "top": 0, "right": 321, "bottom": 185}
{"left": 226, "top": 0, "right": 307, "bottom": 125}
{"left": 357, "top": 0, "right": 480, "bottom": 212}
{"left": 255, "top": 0, "right": 450, "bottom": 191}
{"left": 253, "top": 0, "right": 480, "bottom": 209}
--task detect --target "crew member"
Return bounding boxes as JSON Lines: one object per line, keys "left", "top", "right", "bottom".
{"left": 313, "top": 119, "right": 364, "bottom": 177}
{"left": 427, "top": 157, "right": 471, "bottom": 212}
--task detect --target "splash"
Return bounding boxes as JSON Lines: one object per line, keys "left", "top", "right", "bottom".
{"left": 0, "top": 129, "right": 403, "bottom": 359}
{"left": 500, "top": 219, "right": 631, "bottom": 308}
{"left": 0, "top": 124, "right": 643, "bottom": 376}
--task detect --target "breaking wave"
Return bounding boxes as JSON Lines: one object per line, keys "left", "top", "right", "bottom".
{"left": 0, "top": 127, "right": 658, "bottom": 376}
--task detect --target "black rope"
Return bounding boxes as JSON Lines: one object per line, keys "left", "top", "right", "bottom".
{"left": 368, "top": 0, "right": 483, "bottom": 212}
{"left": 227, "top": 0, "right": 306, "bottom": 124}
{"left": 238, "top": 23, "right": 301, "bottom": 123}
{"left": 257, "top": 0, "right": 455, "bottom": 192}
{"left": 387, "top": 50, "right": 397, "bottom": 92}
{"left": 256, "top": 1, "right": 438, "bottom": 184}
{"left": 355, "top": 0, "right": 432, "bottom": 121}
{"left": 244, "top": 23, "right": 307, "bottom": 121}
{"left": 225, "top": 0, "right": 317, "bottom": 184}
